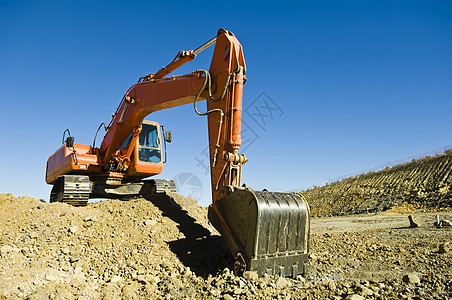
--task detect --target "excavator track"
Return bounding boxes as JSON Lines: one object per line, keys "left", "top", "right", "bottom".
{"left": 50, "top": 175, "right": 90, "bottom": 206}
{"left": 49, "top": 175, "right": 176, "bottom": 206}
{"left": 153, "top": 178, "right": 177, "bottom": 193}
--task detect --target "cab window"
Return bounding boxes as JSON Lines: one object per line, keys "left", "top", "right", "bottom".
{"left": 122, "top": 134, "right": 132, "bottom": 150}
{"left": 138, "top": 123, "right": 161, "bottom": 163}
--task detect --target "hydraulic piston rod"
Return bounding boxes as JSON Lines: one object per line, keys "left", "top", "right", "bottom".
{"left": 193, "top": 36, "right": 217, "bottom": 55}
{"left": 153, "top": 36, "right": 218, "bottom": 80}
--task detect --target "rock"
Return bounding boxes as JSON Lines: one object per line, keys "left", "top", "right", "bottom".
{"left": 408, "top": 215, "right": 421, "bottom": 228}
{"left": 275, "top": 277, "right": 289, "bottom": 289}
{"left": 160, "top": 260, "right": 169, "bottom": 269}
{"left": 45, "top": 274, "right": 60, "bottom": 282}
{"left": 309, "top": 253, "right": 318, "bottom": 260}
{"left": 122, "top": 284, "right": 138, "bottom": 299}
{"left": 110, "top": 275, "right": 123, "bottom": 284}
{"left": 144, "top": 219, "right": 157, "bottom": 227}
{"left": 136, "top": 275, "right": 146, "bottom": 283}
{"left": 182, "top": 267, "right": 193, "bottom": 277}
{"left": 438, "top": 242, "right": 449, "bottom": 253}
{"left": 346, "top": 295, "right": 364, "bottom": 300}
{"left": 69, "top": 226, "right": 79, "bottom": 233}
{"left": 402, "top": 274, "right": 420, "bottom": 284}
{"left": 131, "top": 271, "right": 138, "bottom": 279}
{"left": 69, "top": 253, "right": 81, "bottom": 263}
{"left": 296, "top": 275, "right": 306, "bottom": 283}
{"left": 360, "top": 286, "right": 373, "bottom": 296}
{"left": 26, "top": 289, "right": 49, "bottom": 300}
{"left": 206, "top": 275, "right": 214, "bottom": 285}
{"left": 62, "top": 247, "right": 71, "bottom": 255}
{"left": 88, "top": 238, "right": 99, "bottom": 247}
{"left": 243, "top": 271, "right": 258, "bottom": 281}
{"left": 0, "top": 245, "right": 13, "bottom": 255}
{"left": 327, "top": 281, "right": 337, "bottom": 291}
{"left": 238, "top": 278, "right": 246, "bottom": 288}
{"left": 136, "top": 274, "right": 160, "bottom": 285}
{"left": 137, "top": 268, "right": 146, "bottom": 275}
{"left": 294, "top": 281, "right": 304, "bottom": 289}
{"left": 83, "top": 216, "right": 94, "bottom": 222}
{"left": 222, "top": 268, "right": 231, "bottom": 275}
{"left": 214, "top": 278, "right": 224, "bottom": 287}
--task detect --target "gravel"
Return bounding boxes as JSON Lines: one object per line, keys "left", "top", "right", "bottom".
{"left": 0, "top": 192, "right": 451, "bottom": 299}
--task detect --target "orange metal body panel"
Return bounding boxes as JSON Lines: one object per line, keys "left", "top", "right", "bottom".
{"left": 45, "top": 144, "right": 99, "bottom": 184}
{"left": 46, "top": 140, "right": 163, "bottom": 184}
{"left": 127, "top": 159, "right": 163, "bottom": 177}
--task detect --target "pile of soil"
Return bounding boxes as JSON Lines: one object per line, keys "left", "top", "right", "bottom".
{"left": 303, "top": 151, "right": 452, "bottom": 217}
{"left": 1, "top": 193, "right": 451, "bottom": 299}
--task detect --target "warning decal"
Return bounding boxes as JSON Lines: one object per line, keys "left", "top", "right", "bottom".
{"left": 224, "top": 45, "right": 230, "bottom": 61}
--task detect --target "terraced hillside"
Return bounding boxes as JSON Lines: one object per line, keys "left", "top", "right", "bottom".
{"left": 302, "top": 151, "right": 452, "bottom": 217}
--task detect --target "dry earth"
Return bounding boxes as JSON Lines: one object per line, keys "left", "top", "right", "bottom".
{"left": 0, "top": 193, "right": 451, "bottom": 299}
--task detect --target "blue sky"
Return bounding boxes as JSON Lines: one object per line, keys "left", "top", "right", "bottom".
{"left": 1, "top": 1, "right": 451, "bottom": 206}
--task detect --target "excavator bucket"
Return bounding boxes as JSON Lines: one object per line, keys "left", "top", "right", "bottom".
{"left": 208, "top": 187, "right": 310, "bottom": 277}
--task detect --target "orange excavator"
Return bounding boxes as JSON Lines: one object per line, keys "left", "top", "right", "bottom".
{"left": 46, "top": 29, "right": 310, "bottom": 277}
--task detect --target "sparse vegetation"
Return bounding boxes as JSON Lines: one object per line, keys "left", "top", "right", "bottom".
{"left": 303, "top": 151, "right": 452, "bottom": 217}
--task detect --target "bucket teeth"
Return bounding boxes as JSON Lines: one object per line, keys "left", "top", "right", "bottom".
{"left": 208, "top": 187, "right": 310, "bottom": 277}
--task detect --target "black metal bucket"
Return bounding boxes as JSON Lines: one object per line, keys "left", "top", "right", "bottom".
{"left": 208, "top": 187, "right": 310, "bottom": 277}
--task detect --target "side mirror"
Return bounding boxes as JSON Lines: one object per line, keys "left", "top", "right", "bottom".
{"left": 164, "top": 131, "right": 172, "bottom": 143}
{"left": 65, "top": 137, "right": 75, "bottom": 148}
{"left": 62, "top": 129, "right": 74, "bottom": 148}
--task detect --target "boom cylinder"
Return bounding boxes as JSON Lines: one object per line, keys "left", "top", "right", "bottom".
{"left": 193, "top": 36, "right": 217, "bottom": 55}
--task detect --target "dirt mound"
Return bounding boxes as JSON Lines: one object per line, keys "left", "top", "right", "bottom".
{"left": 303, "top": 151, "right": 452, "bottom": 217}
{"left": 1, "top": 193, "right": 451, "bottom": 299}
{"left": 0, "top": 192, "right": 231, "bottom": 299}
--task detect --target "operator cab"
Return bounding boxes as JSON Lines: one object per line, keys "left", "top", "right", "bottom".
{"left": 121, "top": 120, "right": 171, "bottom": 178}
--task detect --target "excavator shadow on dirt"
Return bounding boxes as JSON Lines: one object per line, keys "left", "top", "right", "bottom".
{"left": 144, "top": 193, "right": 234, "bottom": 277}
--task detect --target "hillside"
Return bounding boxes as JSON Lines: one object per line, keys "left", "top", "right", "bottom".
{"left": 302, "top": 151, "right": 452, "bottom": 217}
